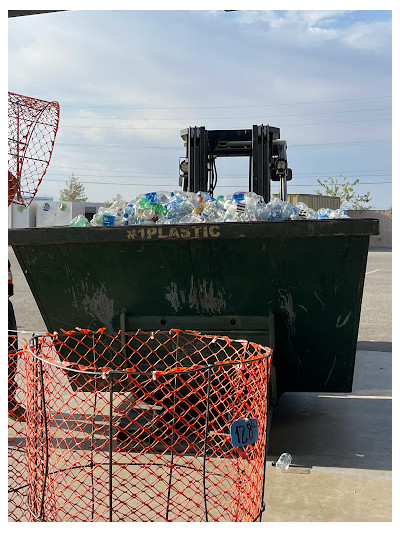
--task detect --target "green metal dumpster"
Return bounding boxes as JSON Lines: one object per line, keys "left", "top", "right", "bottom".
{"left": 8, "top": 217, "right": 378, "bottom": 396}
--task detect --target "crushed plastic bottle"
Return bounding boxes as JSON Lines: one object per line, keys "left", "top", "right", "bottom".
{"left": 275, "top": 453, "right": 292, "bottom": 471}
{"left": 70, "top": 215, "right": 90, "bottom": 227}
{"left": 297, "top": 202, "right": 318, "bottom": 220}
{"left": 330, "top": 208, "right": 349, "bottom": 219}
{"left": 76, "top": 190, "right": 351, "bottom": 227}
{"left": 202, "top": 199, "right": 226, "bottom": 222}
{"left": 90, "top": 205, "right": 126, "bottom": 226}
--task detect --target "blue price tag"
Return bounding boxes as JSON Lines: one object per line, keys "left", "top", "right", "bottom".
{"left": 230, "top": 418, "right": 259, "bottom": 448}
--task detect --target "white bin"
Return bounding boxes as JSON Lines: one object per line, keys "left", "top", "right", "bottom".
{"left": 35, "top": 201, "right": 74, "bottom": 227}
{"left": 8, "top": 203, "right": 36, "bottom": 229}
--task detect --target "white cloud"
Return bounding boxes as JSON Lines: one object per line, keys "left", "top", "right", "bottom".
{"left": 340, "top": 20, "right": 392, "bottom": 52}
{"left": 234, "top": 10, "right": 391, "bottom": 54}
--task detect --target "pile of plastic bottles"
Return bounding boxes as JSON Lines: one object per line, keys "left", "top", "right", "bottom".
{"left": 70, "top": 191, "right": 349, "bottom": 227}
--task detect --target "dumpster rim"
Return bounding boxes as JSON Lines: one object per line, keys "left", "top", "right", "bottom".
{"left": 8, "top": 218, "right": 380, "bottom": 245}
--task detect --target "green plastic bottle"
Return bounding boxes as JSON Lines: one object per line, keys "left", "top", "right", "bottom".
{"left": 70, "top": 215, "right": 90, "bottom": 227}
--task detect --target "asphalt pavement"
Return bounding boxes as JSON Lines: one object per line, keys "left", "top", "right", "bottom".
{"left": 357, "top": 249, "right": 392, "bottom": 352}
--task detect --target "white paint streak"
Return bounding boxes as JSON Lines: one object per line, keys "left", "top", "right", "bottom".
{"left": 324, "top": 356, "right": 337, "bottom": 386}
{"left": 278, "top": 289, "right": 303, "bottom": 368}
{"left": 298, "top": 305, "right": 308, "bottom": 312}
{"left": 278, "top": 290, "right": 296, "bottom": 330}
{"left": 336, "top": 311, "right": 352, "bottom": 328}
{"left": 165, "top": 282, "right": 181, "bottom": 312}
{"left": 165, "top": 275, "right": 227, "bottom": 314}
{"left": 314, "top": 291, "right": 326, "bottom": 309}
{"left": 81, "top": 283, "right": 115, "bottom": 331}
{"left": 366, "top": 269, "right": 379, "bottom": 275}
{"left": 197, "top": 278, "right": 227, "bottom": 314}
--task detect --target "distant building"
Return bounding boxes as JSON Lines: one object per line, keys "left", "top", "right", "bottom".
{"left": 24, "top": 195, "right": 54, "bottom": 202}
{"left": 9, "top": 201, "right": 107, "bottom": 228}
{"left": 272, "top": 193, "right": 340, "bottom": 210}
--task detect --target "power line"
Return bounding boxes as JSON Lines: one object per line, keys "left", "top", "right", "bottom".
{"left": 61, "top": 107, "right": 391, "bottom": 121}
{"left": 56, "top": 143, "right": 180, "bottom": 150}
{"left": 45, "top": 172, "right": 392, "bottom": 180}
{"left": 60, "top": 95, "right": 391, "bottom": 110}
{"left": 44, "top": 178, "right": 392, "bottom": 187}
{"left": 283, "top": 182, "right": 391, "bottom": 187}
{"left": 290, "top": 140, "right": 391, "bottom": 149}
{"left": 50, "top": 165, "right": 172, "bottom": 175}
{"left": 59, "top": 117, "right": 392, "bottom": 130}
{"left": 56, "top": 143, "right": 181, "bottom": 149}
{"left": 47, "top": 165, "right": 391, "bottom": 178}
{"left": 49, "top": 164, "right": 391, "bottom": 175}
{"left": 55, "top": 139, "right": 392, "bottom": 150}
{"left": 288, "top": 169, "right": 391, "bottom": 175}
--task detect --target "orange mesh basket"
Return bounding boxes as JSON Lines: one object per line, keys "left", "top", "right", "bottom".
{"left": 8, "top": 91, "right": 59, "bottom": 206}
{"left": 20, "top": 328, "right": 273, "bottom": 522}
{"left": 8, "top": 332, "right": 30, "bottom": 522}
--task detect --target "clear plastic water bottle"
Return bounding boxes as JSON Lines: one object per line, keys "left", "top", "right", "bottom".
{"left": 256, "top": 202, "right": 272, "bottom": 221}
{"left": 197, "top": 191, "right": 213, "bottom": 204}
{"left": 223, "top": 201, "right": 238, "bottom": 221}
{"left": 297, "top": 202, "right": 318, "bottom": 220}
{"left": 179, "top": 213, "right": 203, "bottom": 224}
{"left": 156, "top": 190, "right": 173, "bottom": 204}
{"left": 331, "top": 208, "right": 350, "bottom": 219}
{"left": 202, "top": 200, "right": 225, "bottom": 221}
{"left": 109, "top": 198, "right": 126, "bottom": 214}
{"left": 282, "top": 201, "right": 300, "bottom": 220}
{"left": 233, "top": 192, "right": 246, "bottom": 203}
{"left": 275, "top": 453, "right": 292, "bottom": 471}
{"left": 90, "top": 207, "right": 111, "bottom": 226}
{"left": 124, "top": 203, "right": 135, "bottom": 216}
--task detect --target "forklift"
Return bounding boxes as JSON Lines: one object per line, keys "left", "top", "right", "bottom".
{"left": 179, "top": 125, "right": 292, "bottom": 200}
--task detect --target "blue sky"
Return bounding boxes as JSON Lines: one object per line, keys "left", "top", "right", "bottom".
{"left": 7, "top": 7, "right": 392, "bottom": 208}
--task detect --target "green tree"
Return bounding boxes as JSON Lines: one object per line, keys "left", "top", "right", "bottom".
{"left": 60, "top": 173, "right": 88, "bottom": 202}
{"left": 315, "top": 175, "right": 372, "bottom": 210}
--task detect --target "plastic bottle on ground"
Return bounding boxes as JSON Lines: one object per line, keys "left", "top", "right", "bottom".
{"left": 275, "top": 453, "right": 292, "bottom": 471}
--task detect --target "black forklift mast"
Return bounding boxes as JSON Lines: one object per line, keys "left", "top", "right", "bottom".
{"left": 179, "top": 125, "right": 292, "bottom": 201}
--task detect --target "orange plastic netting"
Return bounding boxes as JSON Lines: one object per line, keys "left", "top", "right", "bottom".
{"left": 8, "top": 91, "right": 59, "bottom": 206}
{"left": 9, "top": 328, "right": 272, "bottom": 522}
{"left": 8, "top": 332, "right": 30, "bottom": 522}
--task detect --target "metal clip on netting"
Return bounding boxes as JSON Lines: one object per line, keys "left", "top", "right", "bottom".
{"left": 21, "top": 328, "right": 272, "bottom": 522}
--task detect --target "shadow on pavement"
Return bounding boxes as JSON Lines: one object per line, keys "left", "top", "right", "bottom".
{"left": 267, "top": 392, "right": 392, "bottom": 471}
{"left": 357, "top": 341, "right": 392, "bottom": 352}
